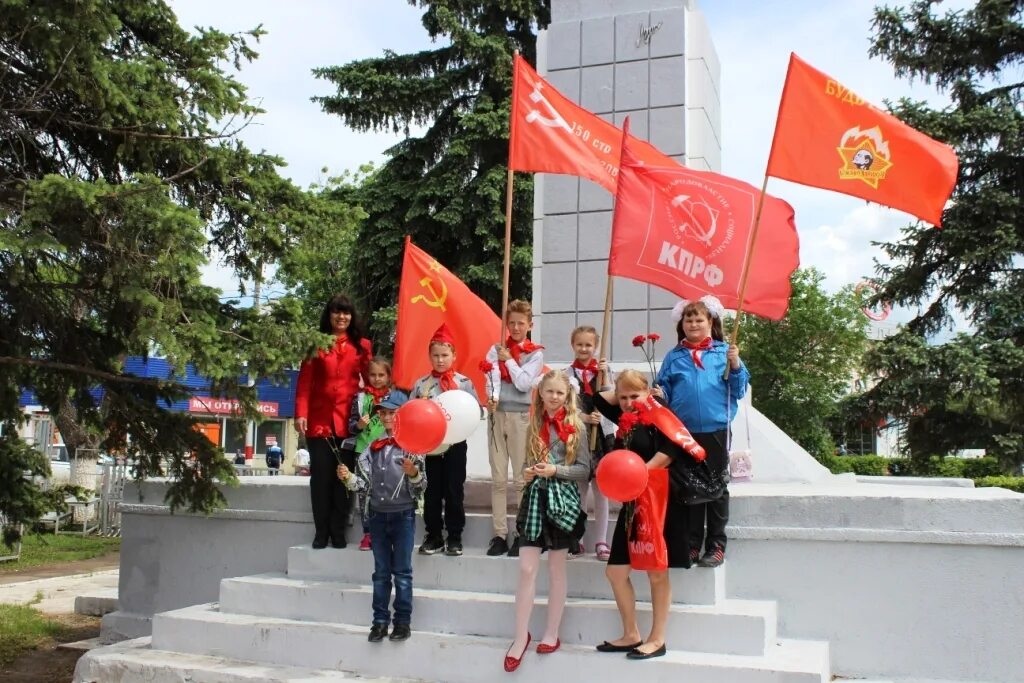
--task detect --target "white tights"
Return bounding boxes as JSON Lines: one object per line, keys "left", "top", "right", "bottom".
{"left": 510, "top": 547, "right": 568, "bottom": 656}
{"left": 579, "top": 480, "right": 610, "bottom": 548}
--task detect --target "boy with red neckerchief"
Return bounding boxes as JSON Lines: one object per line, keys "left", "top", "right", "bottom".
{"left": 410, "top": 324, "right": 480, "bottom": 557}
{"left": 484, "top": 299, "right": 545, "bottom": 557}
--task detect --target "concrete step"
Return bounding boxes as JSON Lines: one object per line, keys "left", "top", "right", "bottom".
{"left": 74, "top": 587, "right": 119, "bottom": 617}
{"left": 220, "top": 573, "right": 775, "bottom": 656}
{"left": 152, "top": 603, "right": 829, "bottom": 683}
{"left": 74, "top": 636, "right": 414, "bottom": 682}
{"left": 287, "top": 545, "right": 726, "bottom": 605}
{"left": 344, "top": 511, "right": 618, "bottom": 554}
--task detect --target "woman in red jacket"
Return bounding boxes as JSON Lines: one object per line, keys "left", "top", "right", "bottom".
{"left": 295, "top": 294, "right": 372, "bottom": 549}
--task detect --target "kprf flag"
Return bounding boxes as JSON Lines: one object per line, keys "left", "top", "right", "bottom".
{"left": 508, "top": 53, "right": 675, "bottom": 192}
{"left": 394, "top": 238, "right": 499, "bottom": 403}
{"left": 610, "top": 119, "right": 800, "bottom": 321}
{"left": 766, "top": 53, "right": 958, "bottom": 226}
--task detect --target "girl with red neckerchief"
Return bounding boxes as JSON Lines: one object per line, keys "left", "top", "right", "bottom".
{"left": 564, "top": 325, "right": 616, "bottom": 561}
{"left": 656, "top": 295, "right": 750, "bottom": 569}
{"left": 348, "top": 357, "right": 394, "bottom": 551}
{"left": 294, "top": 294, "right": 372, "bottom": 550}
{"left": 484, "top": 299, "right": 545, "bottom": 557}
{"left": 591, "top": 369, "right": 692, "bottom": 660}
{"left": 503, "top": 370, "right": 590, "bottom": 672}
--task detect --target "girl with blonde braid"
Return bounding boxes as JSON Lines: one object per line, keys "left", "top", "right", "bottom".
{"left": 503, "top": 370, "right": 591, "bottom": 672}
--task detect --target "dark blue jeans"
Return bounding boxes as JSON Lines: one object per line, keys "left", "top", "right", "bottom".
{"left": 368, "top": 507, "right": 416, "bottom": 626}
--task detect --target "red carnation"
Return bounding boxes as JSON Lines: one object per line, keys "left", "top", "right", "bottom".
{"left": 478, "top": 360, "right": 494, "bottom": 372}
{"left": 616, "top": 411, "right": 640, "bottom": 440}
{"left": 631, "top": 335, "right": 646, "bottom": 347}
{"left": 647, "top": 333, "right": 661, "bottom": 342}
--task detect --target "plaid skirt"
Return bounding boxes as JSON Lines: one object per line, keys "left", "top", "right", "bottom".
{"left": 515, "top": 484, "right": 586, "bottom": 551}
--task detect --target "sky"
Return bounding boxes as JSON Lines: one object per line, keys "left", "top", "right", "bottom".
{"left": 168, "top": 0, "right": 969, "bottom": 334}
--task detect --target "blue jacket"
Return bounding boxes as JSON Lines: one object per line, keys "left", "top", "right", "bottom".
{"left": 657, "top": 340, "right": 750, "bottom": 433}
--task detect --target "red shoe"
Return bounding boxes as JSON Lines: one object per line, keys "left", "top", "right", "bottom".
{"left": 504, "top": 633, "right": 531, "bottom": 672}
{"left": 537, "top": 638, "right": 560, "bottom": 654}
{"left": 359, "top": 533, "right": 372, "bottom": 551}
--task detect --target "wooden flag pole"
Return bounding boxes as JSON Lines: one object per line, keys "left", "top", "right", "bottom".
{"left": 723, "top": 174, "right": 771, "bottom": 380}
{"left": 500, "top": 164, "right": 514, "bottom": 341}
{"left": 592, "top": 273, "right": 614, "bottom": 449}
{"left": 499, "top": 49, "right": 521, "bottom": 342}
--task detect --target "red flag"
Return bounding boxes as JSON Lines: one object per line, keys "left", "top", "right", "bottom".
{"left": 394, "top": 238, "right": 499, "bottom": 403}
{"left": 610, "top": 119, "right": 800, "bottom": 321}
{"left": 508, "top": 54, "right": 675, "bottom": 192}
{"left": 766, "top": 53, "right": 958, "bottom": 226}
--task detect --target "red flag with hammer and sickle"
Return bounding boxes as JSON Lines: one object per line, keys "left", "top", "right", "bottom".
{"left": 508, "top": 53, "right": 677, "bottom": 191}
{"left": 393, "top": 237, "right": 499, "bottom": 403}
{"left": 610, "top": 118, "right": 800, "bottom": 320}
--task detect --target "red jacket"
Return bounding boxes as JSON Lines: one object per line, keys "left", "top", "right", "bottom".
{"left": 294, "top": 336, "right": 372, "bottom": 438}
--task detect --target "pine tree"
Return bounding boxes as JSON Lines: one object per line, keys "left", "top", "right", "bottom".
{"left": 859, "top": 0, "right": 1024, "bottom": 469}
{"left": 313, "top": 0, "right": 551, "bottom": 341}
{"left": 0, "top": 0, "right": 361, "bottom": 532}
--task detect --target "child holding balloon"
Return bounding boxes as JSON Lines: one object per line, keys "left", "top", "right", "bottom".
{"left": 564, "top": 325, "right": 616, "bottom": 560}
{"left": 338, "top": 390, "right": 425, "bottom": 643}
{"left": 410, "top": 324, "right": 480, "bottom": 557}
{"left": 592, "top": 369, "right": 692, "bottom": 660}
{"left": 348, "top": 357, "right": 394, "bottom": 551}
{"left": 657, "top": 296, "right": 749, "bottom": 568}
{"left": 504, "top": 370, "right": 590, "bottom": 672}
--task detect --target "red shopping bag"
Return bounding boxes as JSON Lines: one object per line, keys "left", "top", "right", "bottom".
{"left": 628, "top": 469, "right": 669, "bottom": 571}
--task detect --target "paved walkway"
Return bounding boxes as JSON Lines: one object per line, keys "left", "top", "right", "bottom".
{"left": 0, "top": 569, "right": 118, "bottom": 614}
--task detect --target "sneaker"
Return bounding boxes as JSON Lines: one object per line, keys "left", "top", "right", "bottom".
{"left": 359, "top": 533, "right": 372, "bottom": 551}
{"left": 689, "top": 548, "right": 700, "bottom": 564}
{"left": 698, "top": 545, "right": 725, "bottom": 568}
{"left": 487, "top": 536, "right": 509, "bottom": 556}
{"left": 389, "top": 624, "right": 411, "bottom": 641}
{"left": 419, "top": 535, "right": 445, "bottom": 555}
{"left": 368, "top": 623, "right": 389, "bottom": 642}
{"left": 445, "top": 536, "right": 463, "bottom": 556}
{"left": 568, "top": 542, "right": 585, "bottom": 559}
{"left": 507, "top": 535, "right": 520, "bottom": 557}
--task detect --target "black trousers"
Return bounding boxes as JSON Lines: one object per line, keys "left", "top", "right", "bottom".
{"left": 687, "top": 430, "right": 730, "bottom": 552}
{"left": 308, "top": 437, "right": 354, "bottom": 546}
{"left": 423, "top": 440, "right": 467, "bottom": 540}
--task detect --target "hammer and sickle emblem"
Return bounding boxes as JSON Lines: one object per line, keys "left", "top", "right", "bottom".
{"left": 410, "top": 276, "right": 448, "bottom": 312}
{"left": 524, "top": 83, "right": 573, "bottom": 133}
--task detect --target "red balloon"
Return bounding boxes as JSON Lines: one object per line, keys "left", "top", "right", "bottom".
{"left": 596, "top": 449, "right": 649, "bottom": 503}
{"left": 393, "top": 399, "right": 447, "bottom": 454}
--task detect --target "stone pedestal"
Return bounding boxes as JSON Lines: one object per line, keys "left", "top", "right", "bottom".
{"left": 533, "top": 0, "right": 721, "bottom": 362}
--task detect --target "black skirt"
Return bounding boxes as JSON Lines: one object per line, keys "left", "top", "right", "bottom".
{"left": 606, "top": 494, "right": 692, "bottom": 568}
{"left": 515, "top": 486, "right": 586, "bottom": 552}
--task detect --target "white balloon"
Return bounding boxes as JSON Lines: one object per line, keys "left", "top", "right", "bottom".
{"left": 433, "top": 390, "right": 484, "bottom": 445}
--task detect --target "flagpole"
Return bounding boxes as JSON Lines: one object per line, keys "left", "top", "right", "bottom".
{"left": 722, "top": 175, "right": 770, "bottom": 380}
{"left": 500, "top": 49, "right": 521, "bottom": 342}
{"left": 593, "top": 273, "right": 614, "bottom": 449}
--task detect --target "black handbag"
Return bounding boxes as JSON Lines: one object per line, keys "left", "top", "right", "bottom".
{"left": 670, "top": 455, "right": 730, "bottom": 505}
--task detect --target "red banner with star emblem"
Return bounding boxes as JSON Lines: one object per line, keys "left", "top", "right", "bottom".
{"left": 393, "top": 238, "right": 498, "bottom": 403}
{"left": 766, "top": 53, "right": 958, "bottom": 226}
{"left": 610, "top": 120, "right": 800, "bottom": 321}
{"left": 508, "top": 53, "right": 677, "bottom": 191}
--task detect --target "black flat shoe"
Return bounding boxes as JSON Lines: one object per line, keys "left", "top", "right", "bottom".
{"left": 596, "top": 640, "right": 643, "bottom": 653}
{"left": 626, "top": 643, "right": 667, "bottom": 660}
{"left": 312, "top": 537, "right": 328, "bottom": 550}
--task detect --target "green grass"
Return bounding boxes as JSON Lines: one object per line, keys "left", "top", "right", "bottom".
{"left": 0, "top": 534, "right": 120, "bottom": 573}
{"left": 0, "top": 602, "right": 72, "bottom": 666}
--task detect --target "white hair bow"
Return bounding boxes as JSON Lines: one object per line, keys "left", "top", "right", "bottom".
{"left": 670, "top": 295, "right": 726, "bottom": 322}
